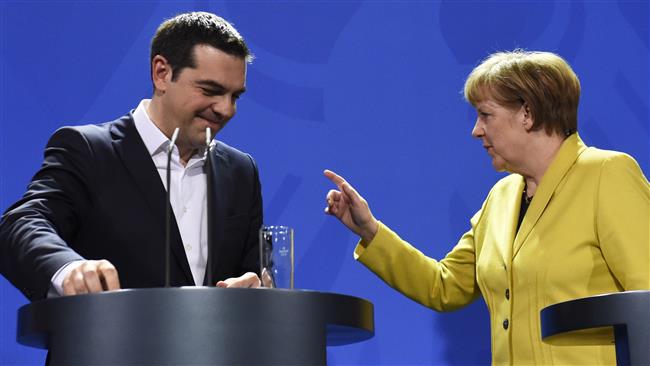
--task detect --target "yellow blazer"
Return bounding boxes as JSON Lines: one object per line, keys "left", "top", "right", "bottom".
{"left": 355, "top": 134, "right": 650, "bottom": 365}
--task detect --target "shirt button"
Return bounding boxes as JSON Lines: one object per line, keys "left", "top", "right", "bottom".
{"left": 186, "top": 244, "right": 192, "bottom": 251}
{"left": 503, "top": 319, "right": 509, "bottom": 330}
{"left": 505, "top": 289, "right": 510, "bottom": 300}
{"left": 183, "top": 207, "right": 188, "bottom": 213}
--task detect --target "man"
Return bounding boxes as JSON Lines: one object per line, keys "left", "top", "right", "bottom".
{"left": 0, "top": 12, "right": 262, "bottom": 300}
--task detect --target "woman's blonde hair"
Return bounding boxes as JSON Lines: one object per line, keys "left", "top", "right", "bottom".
{"left": 464, "top": 50, "right": 580, "bottom": 136}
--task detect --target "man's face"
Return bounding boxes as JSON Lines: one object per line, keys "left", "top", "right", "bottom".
{"left": 158, "top": 44, "right": 246, "bottom": 154}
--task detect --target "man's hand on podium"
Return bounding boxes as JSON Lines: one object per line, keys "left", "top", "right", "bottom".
{"left": 62, "top": 260, "right": 121, "bottom": 295}
{"left": 216, "top": 272, "right": 261, "bottom": 288}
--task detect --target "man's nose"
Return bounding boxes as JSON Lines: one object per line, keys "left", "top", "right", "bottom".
{"left": 211, "top": 96, "right": 236, "bottom": 120}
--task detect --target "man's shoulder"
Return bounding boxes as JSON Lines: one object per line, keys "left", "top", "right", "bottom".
{"left": 52, "top": 114, "right": 132, "bottom": 142}
{"left": 214, "top": 140, "right": 253, "bottom": 160}
{"left": 213, "top": 140, "right": 259, "bottom": 176}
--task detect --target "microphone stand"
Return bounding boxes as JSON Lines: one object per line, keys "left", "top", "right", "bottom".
{"left": 165, "top": 128, "right": 180, "bottom": 287}
{"left": 205, "top": 127, "right": 214, "bottom": 287}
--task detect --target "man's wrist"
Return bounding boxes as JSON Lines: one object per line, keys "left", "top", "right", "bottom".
{"left": 49, "top": 260, "right": 85, "bottom": 297}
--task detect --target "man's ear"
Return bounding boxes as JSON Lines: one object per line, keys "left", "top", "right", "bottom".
{"left": 151, "top": 55, "right": 173, "bottom": 93}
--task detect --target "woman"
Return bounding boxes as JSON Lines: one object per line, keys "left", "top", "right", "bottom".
{"left": 324, "top": 50, "right": 649, "bottom": 365}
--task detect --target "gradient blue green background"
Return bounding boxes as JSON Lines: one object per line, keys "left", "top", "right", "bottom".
{"left": 1, "top": 1, "right": 648, "bottom": 364}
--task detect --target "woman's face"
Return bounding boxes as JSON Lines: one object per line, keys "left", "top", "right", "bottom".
{"left": 471, "top": 98, "right": 530, "bottom": 173}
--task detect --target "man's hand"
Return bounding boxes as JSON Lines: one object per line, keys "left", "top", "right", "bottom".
{"left": 324, "top": 169, "right": 379, "bottom": 242}
{"left": 216, "top": 272, "right": 261, "bottom": 288}
{"left": 62, "top": 259, "right": 121, "bottom": 295}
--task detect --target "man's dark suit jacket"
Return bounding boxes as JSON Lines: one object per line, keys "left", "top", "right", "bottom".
{"left": 0, "top": 113, "right": 262, "bottom": 301}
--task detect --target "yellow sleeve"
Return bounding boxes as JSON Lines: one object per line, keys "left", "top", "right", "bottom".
{"left": 354, "top": 212, "right": 483, "bottom": 312}
{"left": 597, "top": 154, "right": 650, "bottom": 289}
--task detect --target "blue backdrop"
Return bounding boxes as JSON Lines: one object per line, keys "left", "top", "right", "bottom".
{"left": 1, "top": 1, "right": 648, "bottom": 365}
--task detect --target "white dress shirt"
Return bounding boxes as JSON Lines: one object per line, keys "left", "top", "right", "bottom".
{"left": 50, "top": 99, "right": 210, "bottom": 295}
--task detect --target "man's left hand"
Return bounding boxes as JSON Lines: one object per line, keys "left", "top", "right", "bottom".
{"left": 215, "top": 272, "right": 261, "bottom": 288}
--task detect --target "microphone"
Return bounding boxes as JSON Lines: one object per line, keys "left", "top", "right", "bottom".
{"left": 205, "top": 127, "right": 214, "bottom": 286}
{"left": 165, "top": 127, "right": 180, "bottom": 287}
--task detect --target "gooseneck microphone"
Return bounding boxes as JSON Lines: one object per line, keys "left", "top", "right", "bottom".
{"left": 165, "top": 127, "right": 180, "bottom": 287}
{"left": 205, "top": 127, "right": 214, "bottom": 287}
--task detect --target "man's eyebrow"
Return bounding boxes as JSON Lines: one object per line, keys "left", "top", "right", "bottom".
{"left": 195, "top": 80, "right": 246, "bottom": 95}
{"left": 195, "top": 80, "right": 225, "bottom": 90}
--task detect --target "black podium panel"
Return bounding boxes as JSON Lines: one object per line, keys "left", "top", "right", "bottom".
{"left": 541, "top": 290, "right": 650, "bottom": 366}
{"left": 17, "top": 288, "right": 374, "bottom": 365}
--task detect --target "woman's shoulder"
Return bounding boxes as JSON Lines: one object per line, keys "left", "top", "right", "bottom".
{"left": 575, "top": 147, "right": 649, "bottom": 194}
{"left": 578, "top": 146, "right": 645, "bottom": 176}
{"left": 580, "top": 146, "right": 634, "bottom": 162}
{"left": 491, "top": 174, "right": 523, "bottom": 193}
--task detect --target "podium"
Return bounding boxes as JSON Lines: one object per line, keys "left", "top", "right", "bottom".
{"left": 17, "top": 288, "right": 374, "bottom": 365}
{"left": 540, "top": 290, "right": 650, "bottom": 366}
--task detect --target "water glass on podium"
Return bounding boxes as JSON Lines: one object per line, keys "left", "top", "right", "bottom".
{"left": 259, "top": 226, "right": 294, "bottom": 289}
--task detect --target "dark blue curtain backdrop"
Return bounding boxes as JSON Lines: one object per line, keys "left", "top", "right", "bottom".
{"left": 0, "top": 1, "right": 648, "bottom": 365}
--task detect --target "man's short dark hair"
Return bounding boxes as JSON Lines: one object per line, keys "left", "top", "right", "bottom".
{"left": 150, "top": 12, "right": 253, "bottom": 82}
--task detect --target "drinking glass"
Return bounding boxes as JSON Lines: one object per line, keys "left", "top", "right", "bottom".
{"left": 259, "top": 226, "right": 294, "bottom": 289}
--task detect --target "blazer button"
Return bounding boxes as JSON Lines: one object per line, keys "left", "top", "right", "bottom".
{"left": 503, "top": 319, "right": 509, "bottom": 330}
{"left": 505, "top": 289, "right": 510, "bottom": 300}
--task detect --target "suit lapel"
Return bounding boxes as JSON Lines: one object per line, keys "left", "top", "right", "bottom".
{"left": 110, "top": 114, "right": 194, "bottom": 285}
{"left": 500, "top": 176, "right": 525, "bottom": 265}
{"left": 203, "top": 142, "right": 230, "bottom": 285}
{"left": 512, "top": 134, "right": 587, "bottom": 258}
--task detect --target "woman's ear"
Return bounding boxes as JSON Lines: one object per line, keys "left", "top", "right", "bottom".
{"left": 522, "top": 103, "right": 533, "bottom": 131}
